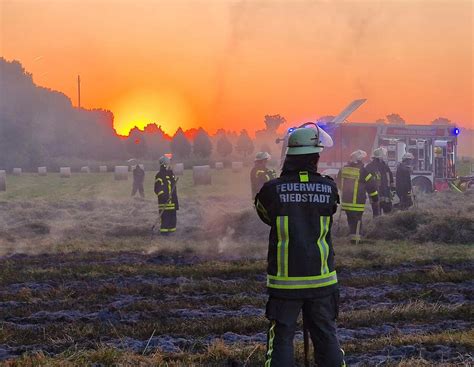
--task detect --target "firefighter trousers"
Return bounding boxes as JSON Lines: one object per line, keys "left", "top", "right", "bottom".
{"left": 345, "top": 210, "right": 363, "bottom": 239}
{"left": 159, "top": 209, "right": 176, "bottom": 234}
{"left": 265, "top": 293, "right": 345, "bottom": 367}
{"left": 131, "top": 182, "right": 144, "bottom": 198}
{"left": 398, "top": 193, "right": 413, "bottom": 210}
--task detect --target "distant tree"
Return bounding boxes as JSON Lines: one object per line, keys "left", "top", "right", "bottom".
{"left": 431, "top": 117, "right": 452, "bottom": 125}
{"left": 386, "top": 113, "right": 406, "bottom": 125}
{"left": 264, "top": 114, "right": 286, "bottom": 132}
{"left": 216, "top": 134, "right": 233, "bottom": 157}
{"left": 193, "top": 128, "right": 213, "bottom": 158}
{"left": 171, "top": 128, "right": 192, "bottom": 159}
{"left": 126, "top": 129, "right": 148, "bottom": 158}
{"left": 375, "top": 118, "right": 386, "bottom": 124}
{"left": 235, "top": 129, "right": 254, "bottom": 157}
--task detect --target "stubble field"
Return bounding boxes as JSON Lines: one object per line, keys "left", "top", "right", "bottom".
{"left": 0, "top": 169, "right": 473, "bottom": 366}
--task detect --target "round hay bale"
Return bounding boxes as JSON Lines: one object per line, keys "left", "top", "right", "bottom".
{"left": 60, "top": 167, "right": 71, "bottom": 178}
{"left": 215, "top": 162, "right": 224, "bottom": 170}
{"left": 38, "top": 167, "right": 47, "bottom": 176}
{"left": 99, "top": 165, "right": 108, "bottom": 173}
{"left": 12, "top": 168, "right": 22, "bottom": 176}
{"left": 80, "top": 166, "right": 90, "bottom": 173}
{"left": 193, "top": 165, "right": 212, "bottom": 185}
{"left": 0, "top": 170, "right": 5, "bottom": 192}
{"left": 114, "top": 166, "right": 129, "bottom": 180}
{"left": 173, "top": 163, "right": 184, "bottom": 176}
{"left": 231, "top": 162, "right": 243, "bottom": 173}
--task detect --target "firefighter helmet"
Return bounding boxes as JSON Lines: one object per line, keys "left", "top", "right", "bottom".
{"left": 402, "top": 152, "right": 414, "bottom": 160}
{"left": 350, "top": 149, "right": 368, "bottom": 163}
{"left": 159, "top": 156, "right": 171, "bottom": 167}
{"left": 255, "top": 151, "right": 271, "bottom": 161}
{"left": 372, "top": 147, "right": 387, "bottom": 159}
{"left": 286, "top": 126, "right": 333, "bottom": 155}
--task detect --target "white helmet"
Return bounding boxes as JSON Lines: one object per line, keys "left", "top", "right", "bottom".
{"left": 159, "top": 156, "right": 171, "bottom": 167}
{"left": 255, "top": 151, "right": 271, "bottom": 161}
{"left": 402, "top": 152, "right": 414, "bottom": 160}
{"left": 372, "top": 147, "right": 387, "bottom": 159}
{"left": 350, "top": 149, "right": 368, "bottom": 163}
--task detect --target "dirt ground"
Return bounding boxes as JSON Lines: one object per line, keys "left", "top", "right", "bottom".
{"left": 0, "top": 170, "right": 473, "bottom": 366}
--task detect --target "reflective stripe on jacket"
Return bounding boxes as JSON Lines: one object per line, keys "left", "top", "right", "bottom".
{"left": 338, "top": 163, "right": 378, "bottom": 212}
{"left": 255, "top": 170, "right": 339, "bottom": 299}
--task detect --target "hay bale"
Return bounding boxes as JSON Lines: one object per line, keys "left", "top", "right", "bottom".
{"left": 215, "top": 162, "right": 224, "bottom": 170}
{"left": 12, "top": 168, "right": 22, "bottom": 176}
{"left": 174, "top": 163, "right": 184, "bottom": 176}
{"left": 99, "top": 165, "right": 108, "bottom": 173}
{"left": 80, "top": 166, "right": 90, "bottom": 173}
{"left": 0, "top": 170, "right": 5, "bottom": 192}
{"left": 38, "top": 167, "right": 47, "bottom": 176}
{"left": 114, "top": 166, "right": 129, "bottom": 180}
{"left": 60, "top": 167, "right": 71, "bottom": 178}
{"left": 193, "top": 165, "right": 212, "bottom": 185}
{"left": 231, "top": 162, "right": 243, "bottom": 173}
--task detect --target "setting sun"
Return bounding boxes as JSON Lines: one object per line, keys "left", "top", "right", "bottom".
{"left": 111, "top": 89, "right": 195, "bottom": 136}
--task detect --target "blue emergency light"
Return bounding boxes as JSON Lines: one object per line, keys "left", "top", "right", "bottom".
{"left": 288, "top": 127, "right": 296, "bottom": 133}
{"left": 452, "top": 127, "right": 460, "bottom": 136}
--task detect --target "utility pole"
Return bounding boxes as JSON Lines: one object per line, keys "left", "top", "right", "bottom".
{"left": 77, "top": 75, "right": 81, "bottom": 109}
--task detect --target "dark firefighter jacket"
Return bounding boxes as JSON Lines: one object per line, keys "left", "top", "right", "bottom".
{"left": 250, "top": 166, "right": 277, "bottom": 198}
{"left": 396, "top": 161, "right": 412, "bottom": 196}
{"left": 365, "top": 159, "right": 393, "bottom": 199}
{"left": 133, "top": 166, "right": 145, "bottom": 183}
{"left": 154, "top": 168, "right": 179, "bottom": 211}
{"left": 255, "top": 168, "right": 339, "bottom": 299}
{"left": 338, "top": 162, "right": 378, "bottom": 212}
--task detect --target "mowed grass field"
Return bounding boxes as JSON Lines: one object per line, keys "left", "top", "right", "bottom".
{"left": 0, "top": 169, "right": 473, "bottom": 366}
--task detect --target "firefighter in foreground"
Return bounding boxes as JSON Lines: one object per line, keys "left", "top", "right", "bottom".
{"left": 396, "top": 152, "right": 414, "bottom": 210}
{"left": 154, "top": 156, "right": 179, "bottom": 234}
{"left": 338, "top": 150, "right": 378, "bottom": 243}
{"left": 131, "top": 163, "right": 145, "bottom": 198}
{"left": 365, "top": 147, "right": 394, "bottom": 215}
{"left": 250, "top": 151, "right": 277, "bottom": 198}
{"left": 255, "top": 127, "right": 345, "bottom": 367}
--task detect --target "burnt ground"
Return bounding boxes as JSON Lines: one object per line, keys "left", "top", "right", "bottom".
{"left": 0, "top": 251, "right": 472, "bottom": 366}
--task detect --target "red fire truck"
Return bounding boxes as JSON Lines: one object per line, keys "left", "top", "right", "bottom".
{"left": 278, "top": 100, "right": 462, "bottom": 192}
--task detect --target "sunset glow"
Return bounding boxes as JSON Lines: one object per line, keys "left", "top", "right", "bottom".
{"left": 1, "top": 0, "right": 472, "bottom": 136}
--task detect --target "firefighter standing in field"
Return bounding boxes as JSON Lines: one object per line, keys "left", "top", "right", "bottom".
{"left": 154, "top": 156, "right": 179, "bottom": 235}
{"left": 250, "top": 151, "right": 277, "bottom": 198}
{"left": 365, "top": 147, "right": 394, "bottom": 215}
{"left": 255, "top": 126, "right": 345, "bottom": 367}
{"left": 131, "top": 164, "right": 145, "bottom": 198}
{"left": 396, "top": 152, "right": 414, "bottom": 210}
{"left": 338, "top": 150, "right": 379, "bottom": 243}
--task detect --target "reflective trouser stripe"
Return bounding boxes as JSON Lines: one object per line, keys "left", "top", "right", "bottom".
{"left": 341, "top": 203, "right": 365, "bottom": 211}
{"left": 317, "top": 216, "right": 330, "bottom": 274}
{"left": 160, "top": 228, "right": 176, "bottom": 232}
{"left": 265, "top": 321, "right": 276, "bottom": 367}
{"left": 276, "top": 216, "right": 289, "bottom": 277}
{"left": 159, "top": 204, "right": 175, "bottom": 210}
{"left": 267, "top": 271, "right": 337, "bottom": 289}
{"left": 369, "top": 190, "right": 378, "bottom": 197}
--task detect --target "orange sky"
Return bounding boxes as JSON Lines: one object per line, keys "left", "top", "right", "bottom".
{"left": 1, "top": 0, "right": 472, "bottom": 136}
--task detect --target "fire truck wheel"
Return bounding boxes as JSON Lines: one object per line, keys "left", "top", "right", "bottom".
{"left": 412, "top": 176, "right": 433, "bottom": 194}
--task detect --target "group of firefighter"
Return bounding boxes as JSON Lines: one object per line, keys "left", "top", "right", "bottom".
{"left": 252, "top": 145, "right": 415, "bottom": 244}
{"left": 252, "top": 126, "right": 419, "bottom": 366}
